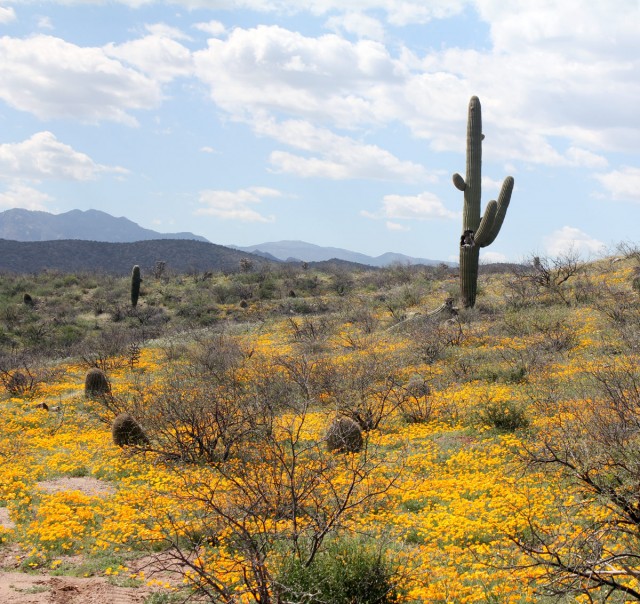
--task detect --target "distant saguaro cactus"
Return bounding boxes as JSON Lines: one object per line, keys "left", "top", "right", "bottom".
{"left": 453, "top": 96, "right": 514, "bottom": 308}
{"left": 131, "top": 265, "right": 142, "bottom": 307}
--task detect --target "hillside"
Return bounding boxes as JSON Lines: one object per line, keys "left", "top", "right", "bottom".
{"left": 1, "top": 251, "right": 639, "bottom": 603}
{"left": 0, "top": 238, "right": 271, "bottom": 274}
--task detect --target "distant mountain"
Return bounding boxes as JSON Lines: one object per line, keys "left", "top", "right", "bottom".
{"left": 233, "top": 240, "right": 451, "bottom": 267}
{"left": 0, "top": 209, "right": 208, "bottom": 243}
{"left": 0, "top": 239, "right": 272, "bottom": 275}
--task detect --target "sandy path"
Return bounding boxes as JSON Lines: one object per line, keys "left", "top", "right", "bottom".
{"left": 0, "top": 572, "right": 148, "bottom": 604}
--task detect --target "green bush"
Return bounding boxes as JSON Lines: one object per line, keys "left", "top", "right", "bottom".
{"left": 276, "top": 537, "right": 400, "bottom": 604}
{"left": 480, "top": 399, "right": 529, "bottom": 432}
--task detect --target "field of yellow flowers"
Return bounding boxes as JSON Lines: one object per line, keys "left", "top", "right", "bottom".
{"left": 1, "top": 254, "right": 640, "bottom": 603}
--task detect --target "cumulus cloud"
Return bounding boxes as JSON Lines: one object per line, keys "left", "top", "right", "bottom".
{"left": 543, "top": 226, "right": 605, "bottom": 257}
{"left": 193, "top": 25, "right": 405, "bottom": 129}
{"left": 0, "top": 35, "right": 161, "bottom": 124}
{"left": 364, "top": 191, "right": 458, "bottom": 222}
{"left": 104, "top": 27, "right": 193, "bottom": 83}
{"left": 193, "top": 20, "right": 226, "bottom": 36}
{"left": 0, "top": 183, "right": 52, "bottom": 211}
{"left": 195, "top": 186, "right": 283, "bottom": 222}
{"left": 258, "top": 118, "right": 428, "bottom": 182}
{"left": 0, "top": 132, "right": 128, "bottom": 181}
{"left": 594, "top": 166, "right": 640, "bottom": 202}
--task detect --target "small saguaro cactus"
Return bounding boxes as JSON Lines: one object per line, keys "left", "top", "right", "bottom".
{"left": 131, "top": 265, "right": 142, "bottom": 307}
{"left": 453, "top": 96, "right": 514, "bottom": 308}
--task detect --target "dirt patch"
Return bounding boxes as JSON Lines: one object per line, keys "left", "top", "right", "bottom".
{"left": 36, "top": 477, "right": 115, "bottom": 497}
{"left": 0, "top": 573, "right": 149, "bottom": 604}
{"left": 0, "top": 507, "right": 15, "bottom": 530}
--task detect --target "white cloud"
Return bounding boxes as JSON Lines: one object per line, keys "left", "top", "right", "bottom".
{"left": 480, "top": 251, "right": 507, "bottom": 264}
{"left": 0, "top": 6, "right": 16, "bottom": 23}
{"left": 0, "top": 132, "right": 128, "bottom": 181}
{"left": 145, "top": 23, "right": 191, "bottom": 40}
{"left": 257, "top": 118, "right": 429, "bottom": 182}
{"left": 193, "top": 26, "right": 405, "bottom": 129}
{"left": 195, "top": 186, "right": 282, "bottom": 222}
{"left": 365, "top": 192, "right": 458, "bottom": 221}
{"left": 0, "top": 35, "right": 161, "bottom": 124}
{"left": 543, "top": 226, "right": 605, "bottom": 257}
{"left": 0, "top": 183, "right": 52, "bottom": 210}
{"left": 386, "top": 221, "right": 410, "bottom": 231}
{"left": 37, "top": 16, "right": 54, "bottom": 30}
{"left": 595, "top": 166, "right": 640, "bottom": 202}
{"left": 104, "top": 29, "right": 193, "bottom": 83}
{"left": 193, "top": 20, "right": 226, "bottom": 36}
{"left": 325, "top": 13, "right": 385, "bottom": 41}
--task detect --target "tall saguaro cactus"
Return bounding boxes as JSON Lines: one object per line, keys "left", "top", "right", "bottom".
{"left": 453, "top": 96, "right": 514, "bottom": 308}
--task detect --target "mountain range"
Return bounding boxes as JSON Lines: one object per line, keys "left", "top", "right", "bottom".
{"left": 233, "top": 241, "right": 449, "bottom": 267}
{"left": 0, "top": 208, "right": 207, "bottom": 243}
{"left": 0, "top": 209, "right": 450, "bottom": 268}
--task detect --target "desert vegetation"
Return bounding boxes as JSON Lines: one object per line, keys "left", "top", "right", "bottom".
{"left": 1, "top": 247, "right": 640, "bottom": 602}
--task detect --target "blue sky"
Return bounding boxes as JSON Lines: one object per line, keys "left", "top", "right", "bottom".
{"left": 0, "top": 0, "right": 638, "bottom": 262}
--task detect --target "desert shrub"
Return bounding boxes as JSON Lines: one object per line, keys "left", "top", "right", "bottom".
{"left": 326, "top": 416, "right": 363, "bottom": 453}
{"left": 5, "top": 371, "right": 29, "bottom": 395}
{"left": 84, "top": 367, "right": 110, "bottom": 397}
{"left": 407, "top": 315, "right": 464, "bottom": 365}
{"left": 400, "top": 376, "right": 433, "bottom": 423}
{"left": 276, "top": 537, "right": 400, "bottom": 604}
{"left": 479, "top": 399, "right": 529, "bottom": 432}
{"left": 318, "top": 349, "right": 405, "bottom": 431}
{"left": 111, "top": 412, "right": 149, "bottom": 447}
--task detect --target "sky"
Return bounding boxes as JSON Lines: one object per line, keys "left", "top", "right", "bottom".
{"left": 0, "top": 0, "right": 639, "bottom": 263}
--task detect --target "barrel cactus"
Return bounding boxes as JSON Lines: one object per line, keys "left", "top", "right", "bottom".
{"left": 326, "top": 416, "right": 363, "bottom": 453}
{"left": 453, "top": 96, "right": 514, "bottom": 307}
{"left": 131, "top": 265, "right": 142, "bottom": 307}
{"left": 84, "top": 367, "right": 110, "bottom": 397}
{"left": 112, "top": 412, "right": 149, "bottom": 447}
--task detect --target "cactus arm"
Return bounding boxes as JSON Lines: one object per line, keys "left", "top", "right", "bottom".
{"left": 474, "top": 200, "right": 498, "bottom": 247}
{"left": 452, "top": 173, "right": 466, "bottom": 191}
{"left": 477, "top": 176, "right": 514, "bottom": 248}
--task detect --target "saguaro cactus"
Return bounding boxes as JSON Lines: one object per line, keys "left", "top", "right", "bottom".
{"left": 453, "top": 96, "right": 514, "bottom": 308}
{"left": 131, "top": 265, "right": 142, "bottom": 307}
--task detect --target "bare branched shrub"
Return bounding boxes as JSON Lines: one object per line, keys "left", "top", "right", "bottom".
{"left": 145, "top": 402, "right": 402, "bottom": 604}
{"left": 506, "top": 251, "right": 583, "bottom": 307}
{"left": 288, "top": 316, "right": 334, "bottom": 353}
{"left": 514, "top": 358, "right": 640, "bottom": 599}
{"left": 0, "top": 352, "right": 56, "bottom": 397}
{"left": 317, "top": 348, "right": 405, "bottom": 431}
{"left": 407, "top": 315, "right": 464, "bottom": 365}
{"left": 399, "top": 376, "right": 433, "bottom": 424}
{"left": 79, "top": 326, "right": 134, "bottom": 371}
